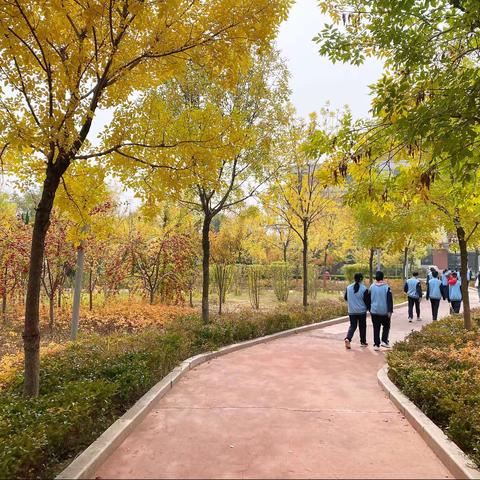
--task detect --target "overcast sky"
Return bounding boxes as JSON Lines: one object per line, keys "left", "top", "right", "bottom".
{"left": 276, "top": 0, "right": 383, "bottom": 120}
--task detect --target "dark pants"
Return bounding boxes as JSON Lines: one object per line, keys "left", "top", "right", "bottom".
{"left": 451, "top": 300, "right": 461, "bottom": 314}
{"left": 346, "top": 313, "right": 367, "bottom": 343}
{"left": 430, "top": 298, "right": 440, "bottom": 321}
{"left": 408, "top": 297, "right": 421, "bottom": 319}
{"left": 371, "top": 314, "right": 391, "bottom": 347}
{"left": 440, "top": 285, "right": 448, "bottom": 300}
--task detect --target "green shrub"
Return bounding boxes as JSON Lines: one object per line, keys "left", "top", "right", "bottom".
{"left": 0, "top": 298, "right": 347, "bottom": 478}
{"left": 247, "top": 265, "right": 263, "bottom": 310}
{"left": 308, "top": 265, "right": 320, "bottom": 300}
{"left": 211, "top": 264, "right": 235, "bottom": 313}
{"left": 387, "top": 311, "right": 480, "bottom": 467}
{"left": 270, "top": 261, "right": 291, "bottom": 302}
{"left": 342, "top": 264, "right": 369, "bottom": 282}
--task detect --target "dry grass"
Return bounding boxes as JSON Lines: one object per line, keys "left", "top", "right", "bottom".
{"left": 0, "top": 300, "right": 195, "bottom": 361}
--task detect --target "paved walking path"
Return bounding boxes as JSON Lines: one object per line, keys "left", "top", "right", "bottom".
{"left": 96, "top": 294, "right": 478, "bottom": 479}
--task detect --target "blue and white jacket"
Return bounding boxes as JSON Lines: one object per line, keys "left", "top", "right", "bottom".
{"left": 426, "top": 278, "right": 442, "bottom": 300}
{"left": 448, "top": 279, "right": 462, "bottom": 302}
{"left": 344, "top": 283, "right": 369, "bottom": 314}
{"left": 404, "top": 277, "right": 422, "bottom": 299}
{"left": 369, "top": 281, "right": 394, "bottom": 316}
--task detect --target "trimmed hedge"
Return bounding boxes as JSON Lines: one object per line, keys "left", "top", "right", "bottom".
{"left": 342, "top": 264, "right": 369, "bottom": 282}
{"left": 0, "top": 299, "right": 347, "bottom": 479}
{"left": 387, "top": 310, "right": 480, "bottom": 467}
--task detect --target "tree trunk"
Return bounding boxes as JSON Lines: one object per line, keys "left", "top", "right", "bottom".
{"left": 457, "top": 226, "right": 472, "bottom": 329}
{"left": 57, "top": 287, "right": 62, "bottom": 309}
{"left": 2, "top": 266, "right": 7, "bottom": 322}
{"left": 89, "top": 269, "right": 93, "bottom": 311}
{"left": 189, "top": 287, "right": 193, "bottom": 308}
{"left": 302, "top": 221, "right": 308, "bottom": 309}
{"left": 201, "top": 215, "right": 212, "bottom": 323}
{"left": 24, "top": 166, "right": 62, "bottom": 397}
{"left": 369, "top": 248, "right": 374, "bottom": 285}
{"left": 283, "top": 243, "right": 288, "bottom": 263}
{"left": 49, "top": 294, "right": 55, "bottom": 332}
{"left": 149, "top": 289, "right": 155, "bottom": 305}
{"left": 1, "top": 291, "right": 6, "bottom": 323}
{"left": 71, "top": 242, "right": 85, "bottom": 341}
{"left": 402, "top": 246, "right": 409, "bottom": 282}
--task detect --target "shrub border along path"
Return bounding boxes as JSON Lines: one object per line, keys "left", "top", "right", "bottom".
{"left": 378, "top": 365, "right": 480, "bottom": 480}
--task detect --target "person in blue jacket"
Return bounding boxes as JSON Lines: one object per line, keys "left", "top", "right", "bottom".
{"left": 448, "top": 272, "right": 462, "bottom": 314}
{"left": 426, "top": 267, "right": 435, "bottom": 285}
{"left": 404, "top": 271, "right": 423, "bottom": 322}
{"left": 369, "top": 271, "right": 394, "bottom": 351}
{"left": 440, "top": 269, "right": 450, "bottom": 300}
{"left": 426, "top": 270, "right": 442, "bottom": 321}
{"left": 344, "top": 273, "right": 370, "bottom": 349}
{"left": 476, "top": 271, "right": 480, "bottom": 302}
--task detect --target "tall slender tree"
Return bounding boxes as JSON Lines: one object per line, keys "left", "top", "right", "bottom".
{"left": 263, "top": 117, "right": 336, "bottom": 308}
{"left": 105, "top": 51, "right": 290, "bottom": 322}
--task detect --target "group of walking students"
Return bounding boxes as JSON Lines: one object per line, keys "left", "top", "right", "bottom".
{"left": 343, "top": 267, "right": 466, "bottom": 351}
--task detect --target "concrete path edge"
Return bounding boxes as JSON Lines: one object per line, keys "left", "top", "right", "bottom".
{"left": 378, "top": 365, "right": 480, "bottom": 480}
{"left": 57, "top": 303, "right": 408, "bottom": 480}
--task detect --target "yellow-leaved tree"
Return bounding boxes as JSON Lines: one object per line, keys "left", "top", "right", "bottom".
{"left": 55, "top": 161, "right": 113, "bottom": 340}
{"left": 262, "top": 115, "right": 337, "bottom": 308}
{"left": 104, "top": 50, "right": 290, "bottom": 322}
{"left": 0, "top": 0, "right": 292, "bottom": 396}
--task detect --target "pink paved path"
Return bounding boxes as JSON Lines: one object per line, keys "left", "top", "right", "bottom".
{"left": 96, "top": 294, "right": 478, "bottom": 479}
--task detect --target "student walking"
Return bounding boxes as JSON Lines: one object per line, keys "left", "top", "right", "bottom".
{"left": 448, "top": 272, "right": 462, "bottom": 314}
{"left": 344, "top": 273, "right": 370, "bottom": 349}
{"left": 441, "top": 269, "right": 450, "bottom": 300}
{"left": 426, "top": 270, "right": 442, "bottom": 321}
{"left": 426, "top": 267, "right": 435, "bottom": 285}
{"left": 468, "top": 267, "right": 473, "bottom": 283}
{"left": 404, "top": 271, "right": 422, "bottom": 322}
{"left": 369, "top": 271, "right": 394, "bottom": 351}
{"left": 476, "top": 272, "right": 480, "bottom": 302}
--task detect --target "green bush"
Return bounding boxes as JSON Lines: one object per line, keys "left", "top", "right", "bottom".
{"left": 342, "top": 263, "right": 369, "bottom": 282}
{"left": 270, "top": 261, "right": 291, "bottom": 302}
{"left": 0, "top": 298, "right": 347, "bottom": 479}
{"left": 247, "top": 265, "right": 263, "bottom": 309}
{"left": 387, "top": 310, "right": 480, "bottom": 466}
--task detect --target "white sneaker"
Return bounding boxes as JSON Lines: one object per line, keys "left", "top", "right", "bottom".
{"left": 381, "top": 341, "right": 391, "bottom": 348}
{"left": 417, "top": 317, "right": 422, "bottom": 321}
{"left": 374, "top": 345, "right": 380, "bottom": 351}
{"left": 408, "top": 318, "right": 413, "bottom": 323}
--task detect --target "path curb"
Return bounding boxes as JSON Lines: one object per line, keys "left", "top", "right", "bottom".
{"left": 378, "top": 365, "right": 480, "bottom": 480}
{"left": 58, "top": 302, "right": 409, "bottom": 480}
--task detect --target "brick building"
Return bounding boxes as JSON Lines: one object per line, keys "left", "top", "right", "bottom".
{"left": 422, "top": 247, "right": 480, "bottom": 272}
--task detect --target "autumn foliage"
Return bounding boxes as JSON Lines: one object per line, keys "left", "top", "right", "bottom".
{"left": 388, "top": 310, "right": 480, "bottom": 467}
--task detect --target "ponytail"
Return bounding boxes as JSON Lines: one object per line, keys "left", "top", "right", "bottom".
{"left": 353, "top": 273, "right": 364, "bottom": 293}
